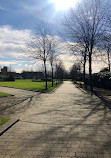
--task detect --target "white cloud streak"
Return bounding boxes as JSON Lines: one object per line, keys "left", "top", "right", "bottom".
{"left": 0, "top": 25, "right": 31, "bottom": 58}
{"left": 0, "top": 25, "right": 108, "bottom": 73}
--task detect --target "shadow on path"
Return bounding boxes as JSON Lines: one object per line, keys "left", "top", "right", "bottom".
{"left": 0, "top": 94, "right": 39, "bottom": 117}
{"left": 1, "top": 82, "right": 111, "bottom": 158}
{"left": 93, "top": 90, "right": 111, "bottom": 109}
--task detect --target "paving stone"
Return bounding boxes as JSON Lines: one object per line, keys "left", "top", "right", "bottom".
{"left": 1, "top": 81, "right": 111, "bottom": 158}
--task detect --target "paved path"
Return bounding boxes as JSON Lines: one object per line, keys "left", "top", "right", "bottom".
{"left": 0, "top": 81, "right": 111, "bottom": 158}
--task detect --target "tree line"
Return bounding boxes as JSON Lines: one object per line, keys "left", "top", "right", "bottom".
{"left": 26, "top": 0, "right": 111, "bottom": 91}
{"left": 26, "top": 23, "right": 68, "bottom": 89}
{"left": 63, "top": 0, "right": 111, "bottom": 91}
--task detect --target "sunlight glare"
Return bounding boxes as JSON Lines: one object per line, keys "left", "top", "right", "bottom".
{"left": 51, "top": 0, "right": 79, "bottom": 11}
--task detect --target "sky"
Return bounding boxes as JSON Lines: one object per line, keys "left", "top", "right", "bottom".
{"left": 0, "top": 0, "right": 108, "bottom": 73}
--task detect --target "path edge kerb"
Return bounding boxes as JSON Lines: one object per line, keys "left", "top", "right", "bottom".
{"left": 0, "top": 119, "right": 19, "bottom": 136}
{"left": 47, "top": 82, "right": 63, "bottom": 94}
{"left": 74, "top": 83, "right": 88, "bottom": 94}
{"left": 0, "top": 94, "right": 14, "bottom": 98}
{"left": 0, "top": 86, "right": 39, "bottom": 92}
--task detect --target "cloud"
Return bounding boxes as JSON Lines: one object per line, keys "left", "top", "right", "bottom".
{"left": 0, "top": 25, "right": 31, "bottom": 58}
{"left": 58, "top": 54, "right": 80, "bottom": 69}
{"left": 58, "top": 49, "right": 108, "bottom": 73}
{"left": 0, "top": 60, "right": 16, "bottom": 65}
{"left": 0, "top": 25, "right": 31, "bottom": 43}
{"left": 0, "top": 25, "right": 108, "bottom": 73}
{"left": 0, "top": 26, "right": 35, "bottom": 72}
{"left": 14, "top": 68, "right": 24, "bottom": 73}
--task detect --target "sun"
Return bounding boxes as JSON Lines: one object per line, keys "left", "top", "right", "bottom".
{"left": 51, "top": 0, "right": 79, "bottom": 11}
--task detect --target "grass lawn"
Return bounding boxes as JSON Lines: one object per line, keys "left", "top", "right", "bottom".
{"left": 0, "top": 92, "right": 10, "bottom": 97}
{"left": 45, "top": 82, "right": 62, "bottom": 93}
{"left": 63, "top": 79, "right": 72, "bottom": 81}
{"left": 0, "top": 117, "right": 9, "bottom": 126}
{"left": 0, "top": 79, "right": 62, "bottom": 92}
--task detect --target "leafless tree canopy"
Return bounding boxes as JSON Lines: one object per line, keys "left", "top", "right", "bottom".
{"left": 64, "top": 0, "right": 111, "bottom": 91}
{"left": 26, "top": 23, "right": 61, "bottom": 89}
{"left": 64, "top": 0, "right": 109, "bottom": 46}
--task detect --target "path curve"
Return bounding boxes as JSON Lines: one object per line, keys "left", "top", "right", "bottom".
{"left": 0, "top": 86, "right": 38, "bottom": 98}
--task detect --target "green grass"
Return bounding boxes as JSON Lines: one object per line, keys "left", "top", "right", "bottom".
{"left": 45, "top": 82, "right": 62, "bottom": 93}
{"left": 0, "top": 79, "right": 62, "bottom": 92}
{"left": 0, "top": 117, "right": 9, "bottom": 126}
{"left": 63, "top": 79, "right": 72, "bottom": 81}
{"left": 0, "top": 92, "right": 10, "bottom": 97}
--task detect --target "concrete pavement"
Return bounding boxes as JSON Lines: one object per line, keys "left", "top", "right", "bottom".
{"left": 0, "top": 81, "right": 111, "bottom": 158}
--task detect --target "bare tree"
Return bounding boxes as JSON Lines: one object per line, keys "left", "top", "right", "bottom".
{"left": 70, "top": 62, "right": 81, "bottom": 81}
{"left": 48, "top": 36, "right": 60, "bottom": 87}
{"left": 55, "top": 61, "right": 65, "bottom": 83}
{"left": 82, "top": 47, "right": 88, "bottom": 85}
{"left": 67, "top": 43, "right": 88, "bottom": 84}
{"left": 101, "top": 34, "right": 111, "bottom": 71}
{"left": 64, "top": 0, "right": 110, "bottom": 91}
{"left": 26, "top": 24, "right": 53, "bottom": 90}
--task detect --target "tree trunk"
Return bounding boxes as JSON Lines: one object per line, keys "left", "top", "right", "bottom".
{"left": 107, "top": 51, "right": 110, "bottom": 72}
{"left": 51, "top": 66, "right": 53, "bottom": 87}
{"left": 108, "top": 61, "right": 110, "bottom": 72}
{"left": 89, "top": 51, "right": 93, "bottom": 92}
{"left": 44, "top": 60, "right": 47, "bottom": 90}
{"left": 83, "top": 53, "right": 86, "bottom": 85}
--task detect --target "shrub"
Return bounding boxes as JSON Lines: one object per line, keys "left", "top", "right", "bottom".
{"left": 32, "top": 79, "right": 42, "bottom": 82}
{"left": 41, "top": 78, "right": 52, "bottom": 82}
{"left": 86, "top": 72, "right": 111, "bottom": 90}
{"left": 2, "top": 76, "right": 15, "bottom": 81}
